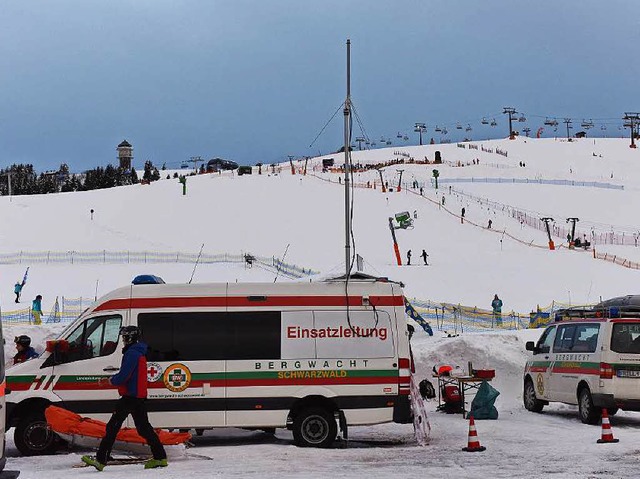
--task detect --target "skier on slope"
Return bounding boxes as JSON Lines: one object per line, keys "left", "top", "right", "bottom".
{"left": 14, "top": 280, "right": 25, "bottom": 303}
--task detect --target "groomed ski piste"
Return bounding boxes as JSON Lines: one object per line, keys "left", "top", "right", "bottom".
{"left": 2, "top": 137, "right": 640, "bottom": 478}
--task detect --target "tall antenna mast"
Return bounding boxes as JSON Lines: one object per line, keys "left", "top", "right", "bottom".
{"left": 343, "top": 39, "right": 352, "bottom": 278}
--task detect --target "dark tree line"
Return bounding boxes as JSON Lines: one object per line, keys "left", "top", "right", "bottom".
{"left": 0, "top": 162, "right": 157, "bottom": 196}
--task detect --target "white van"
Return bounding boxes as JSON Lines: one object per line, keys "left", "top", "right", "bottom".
{"left": 6, "top": 277, "right": 413, "bottom": 455}
{"left": 523, "top": 310, "right": 640, "bottom": 424}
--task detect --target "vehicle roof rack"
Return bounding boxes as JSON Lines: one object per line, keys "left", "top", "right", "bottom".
{"left": 555, "top": 305, "right": 640, "bottom": 321}
{"left": 323, "top": 272, "right": 405, "bottom": 287}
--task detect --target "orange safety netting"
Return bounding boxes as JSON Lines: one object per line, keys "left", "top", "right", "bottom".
{"left": 45, "top": 405, "right": 191, "bottom": 445}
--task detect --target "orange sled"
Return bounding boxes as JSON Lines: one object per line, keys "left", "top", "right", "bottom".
{"left": 45, "top": 405, "right": 191, "bottom": 452}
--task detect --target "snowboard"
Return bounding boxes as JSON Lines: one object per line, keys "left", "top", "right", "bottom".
{"left": 73, "top": 456, "right": 149, "bottom": 468}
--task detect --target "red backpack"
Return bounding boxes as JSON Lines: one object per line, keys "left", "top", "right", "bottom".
{"left": 441, "top": 385, "right": 462, "bottom": 413}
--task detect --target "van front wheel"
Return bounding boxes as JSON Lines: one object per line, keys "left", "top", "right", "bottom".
{"left": 292, "top": 408, "right": 337, "bottom": 448}
{"left": 523, "top": 379, "right": 544, "bottom": 413}
{"left": 15, "top": 412, "right": 58, "bottom": 456}
{"left": 578, "top": 387, "right": 600, "bottom": 425}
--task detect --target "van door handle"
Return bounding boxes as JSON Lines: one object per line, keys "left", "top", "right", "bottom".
{"left": 103, "top": 367, "right": 120, "bottom": 372}
{"left": 544, "top": 356, "right": 549, "bottom": 360}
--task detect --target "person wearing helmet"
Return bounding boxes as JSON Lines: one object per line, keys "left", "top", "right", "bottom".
{"left": 13, "top": 335, "right": 39, "bottom": 364}
{"left": 81, "top": 326, "right": 167, "bottom": 471}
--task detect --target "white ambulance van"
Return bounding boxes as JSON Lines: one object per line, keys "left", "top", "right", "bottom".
{"left": 6, "top": 277, "right": 413, "bottom": 455}
{"left": 524, "top": 298, "right": 640, "bottom": 424}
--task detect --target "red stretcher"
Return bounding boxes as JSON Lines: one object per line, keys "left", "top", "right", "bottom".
{"left": 45, "top": 405, "right": 191, "bottom": 453}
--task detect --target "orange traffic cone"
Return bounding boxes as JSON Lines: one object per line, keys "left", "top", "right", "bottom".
{"left": 462, "top": 415, "right": 486, "bottom": 452}
{"left": 597, "top": 409, "right": 619, "bottom": 444}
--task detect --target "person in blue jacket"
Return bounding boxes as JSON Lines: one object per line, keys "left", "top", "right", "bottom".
{"left": 31, "top": 295, "right": 43, "bottom": 325}
{"left": 82, "top": 326, "right": 167, "bottom": 471}
{"left": 491, "top": 294, "right": 503, "bottom": 326}
{"left": 13, "top": 335, "right": 39, "bottom": 364}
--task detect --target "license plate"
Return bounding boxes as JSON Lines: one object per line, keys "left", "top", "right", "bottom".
{"left": 617, "top": 369, "right": 640, "bottom": 378}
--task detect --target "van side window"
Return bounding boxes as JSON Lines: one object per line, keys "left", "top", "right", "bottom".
{"left": 56, "top": 315, "right": 122, "bottom": 364}
{"left": 536, "top": 326, "right": 556, "bottom": 354}
{"left": 553, "top": 325, "right": 576, "bottom": 353}
{"left": 139, "top": 311, "right": 281, "bottom": 361}
{"left": 554, "top": 324, "right": 600, "bottom": 353}
{"left": 611, "top": 323, "right": 640, "bottom": 354}
{"left": 571, "top": 324, "right": 600, "bottom": 353}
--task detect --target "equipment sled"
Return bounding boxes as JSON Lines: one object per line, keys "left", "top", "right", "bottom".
{"left": 45, "top": 406, "right": 191, "bottom": 454}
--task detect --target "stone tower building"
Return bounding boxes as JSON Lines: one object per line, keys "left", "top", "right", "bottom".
{"left": 117, "top": 140, "right": 133, "bottom": 170}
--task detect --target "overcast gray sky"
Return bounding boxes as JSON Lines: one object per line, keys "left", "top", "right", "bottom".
{"left": 1, "top": 1, "right": 638, "bottom": 171}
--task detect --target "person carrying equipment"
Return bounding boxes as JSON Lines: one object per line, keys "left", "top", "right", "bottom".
{"left": 81, "top": 326, "right": 167, "bottom": 471}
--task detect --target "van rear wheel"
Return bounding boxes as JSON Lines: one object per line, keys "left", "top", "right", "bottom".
{"left": 292, "top": 407, "right": 337, "bottom": 448}
{"left": 523, "top": 379, "right": 544, "bottom": 413}
{"left": 578, "top": 387, "right": 600, "bottom": 425}
{"left": 15, "top": 412, "right": 59, "bottom": 456}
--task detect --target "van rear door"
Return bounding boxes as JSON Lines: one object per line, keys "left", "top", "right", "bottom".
{"left": 608, "top": 321, "right": 640, "bottom": 400}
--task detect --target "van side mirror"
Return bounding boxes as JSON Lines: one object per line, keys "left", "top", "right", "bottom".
{"left": 46, "top": 339, "right": 69, "bottom": 365}
{"left": 525, "top": 341, "right": 537, "bottom": 352}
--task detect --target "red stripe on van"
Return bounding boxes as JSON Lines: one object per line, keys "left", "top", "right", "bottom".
{"left": 33, "top": 376, "right": 46, "bottom": 390}
{"left": 95, "top": 295, "right": 403, "bottom": 311}
{"left": 551, "top": 366, "right": 599, "bottom": 375}
{"left": 43, "top": 376, "right": 56, "bottom": 390}
{"left": 528, "top": 366, "right": 548, "bottom": 373}
{"left": 54, "top": 376, "right": 397, "bottom": 391}
{"left": 225, "top": 376, "right": 396, "bottom": 387}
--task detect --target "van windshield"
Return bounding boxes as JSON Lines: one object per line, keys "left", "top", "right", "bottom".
{"left": 610, "top": 323, "right": 640, "bottom": 354}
